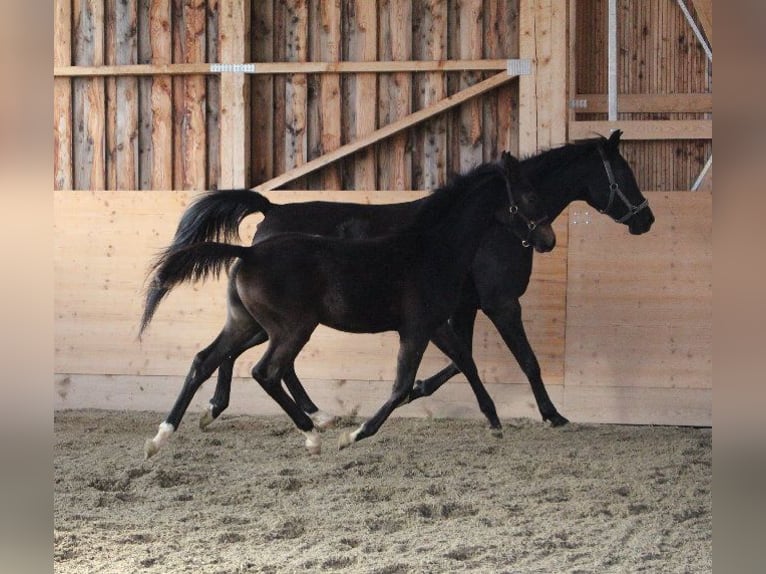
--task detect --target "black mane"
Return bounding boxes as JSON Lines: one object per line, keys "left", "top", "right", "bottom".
{"left": 412, "top": 162, "right": 505, "bottom": 231}
{"left": 521, "top": 136, "right": 606, "bottom": 183}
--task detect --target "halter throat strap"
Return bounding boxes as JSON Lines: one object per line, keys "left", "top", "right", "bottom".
{"left": 597, "top": 144, "right": 649, "bottom": 224}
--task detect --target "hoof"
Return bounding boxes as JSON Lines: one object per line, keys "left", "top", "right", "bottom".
{"left": 303, "top": 430, "right": 321, "bottom": 455}
{"left": 338, "top": 424, "right": 363, "bottom": 451}
{"left": 199, "top": 408, "right": 216, "bottom": 430}
{"left": 145, "top": 422, "right": 174, "bottom": 459}
{"left": 545, "top": 413, "right": 570, "bottom": 427}
{"left": 309, "top": 410, "right": 337, "bottom": 430}
{"left": 144, "top": 438, "right": 159, "bottom": 460}
{"left": 489, "top": 426, "right": 503, "bottom": 439}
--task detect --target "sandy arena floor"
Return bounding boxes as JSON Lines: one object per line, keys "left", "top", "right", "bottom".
{"left": 54, "top": 409, "right": 711, "bottom": 573}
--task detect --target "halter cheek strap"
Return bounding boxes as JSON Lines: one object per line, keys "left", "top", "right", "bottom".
{"left": 597, "top": 145, "right": 649, "bottom": 224}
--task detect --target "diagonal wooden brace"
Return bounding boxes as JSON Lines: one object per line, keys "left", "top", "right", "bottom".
{"left": 252, "top": 71, "right": 516, "bottom": 192}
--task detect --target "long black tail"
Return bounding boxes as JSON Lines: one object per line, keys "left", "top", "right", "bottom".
{"left": 140, "top": 190, "right": 271, "bottom": 339}
{"left": 172, "top": 189, "right": 273, "bottom": 246}
{"left": 140, "top": 242, "right": 251, "bottom": 338}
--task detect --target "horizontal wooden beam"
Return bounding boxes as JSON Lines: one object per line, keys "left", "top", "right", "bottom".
{"left": 54, "top": 59, "right": 511, "bottom": 77}
{"left": 254, "top": 71, "right": 514, "bottom": 191}
{"left": 569, "top": 120, "right": 712, "bottom": 141}
{"left": 574, "top": 93, "right": 712, "bottom": 114}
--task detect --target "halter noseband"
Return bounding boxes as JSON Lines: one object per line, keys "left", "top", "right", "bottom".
{"left": 597, "top": 144, "right": 649, "bottom": 224}
{"left": 502, "top": 166, "right": 549, "bottom": 248}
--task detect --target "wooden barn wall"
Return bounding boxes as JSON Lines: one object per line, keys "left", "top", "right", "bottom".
{"left": 573, "top": 0, "right": 712, "bottom": 190}
{"left": 54, "top": 1, "right": 712, "bottom": 426}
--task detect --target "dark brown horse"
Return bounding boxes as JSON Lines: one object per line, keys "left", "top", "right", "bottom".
{"left": 141, "top": 152, "right": 555, "bottom": 456}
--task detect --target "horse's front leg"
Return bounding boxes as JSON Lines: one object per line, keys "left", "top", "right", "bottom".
{"left": 426, "top": 323, "right": 502, "bottom": 433}
{"left": 484, "top": 298, "right": 568, "bottom": 427}
{"left": 338, "top": 335, "right": 429, "bottom": 449}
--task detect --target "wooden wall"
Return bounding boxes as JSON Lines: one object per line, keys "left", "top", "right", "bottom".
{"left": 53, "top": 1, "right": 713, "bottom": 426}
{"left": 54, "top": 189, "right": 710, "bottom": 426}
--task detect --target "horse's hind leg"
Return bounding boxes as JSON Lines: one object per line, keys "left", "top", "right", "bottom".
{"left": 144, "top": 322, "right": 258, "bottom": 459}
{"left": 424, "top": 323, "right": 502, "bottom": 433}
{"left": 251, "top": 328, "right": 322, "bottom": 454}
{"left": 283, "top": 365, "right": 336, "bottom": 429}
{"left": 484, "top": 298, "right": 568, "bottom": 426}
{"left": 339, "top": 335, "right": 429, "bottom": 450}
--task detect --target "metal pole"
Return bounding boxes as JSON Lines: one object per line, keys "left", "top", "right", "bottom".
{"left": 608, "top": 0, "right": 618, "bottom": 122}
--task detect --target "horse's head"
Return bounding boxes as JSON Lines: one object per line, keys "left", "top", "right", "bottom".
{"left": 500, "top": 151, "right": 556, "bottom": 253}
{"left": 584, "top": 130, "right": 655, "bottom": 235}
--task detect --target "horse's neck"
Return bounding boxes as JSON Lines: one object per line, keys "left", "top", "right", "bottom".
{"left": 524, "top": 146, "right": 596, "bottom": 219}
{"left": 426, "top": 177, "right": 505, "bottom": 267}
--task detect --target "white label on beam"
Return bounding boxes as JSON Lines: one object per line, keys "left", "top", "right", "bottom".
{"left": 507, "top": 59, "right": 533, "bottom": 76}
{"left": 210, "top": 63, "right": 256, "bottom": 74}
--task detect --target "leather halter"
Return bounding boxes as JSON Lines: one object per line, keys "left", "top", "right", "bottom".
{"left": 597, "top": 144, "right": 649, "bottom": 224}
{"left": 502, "top": 166, "right": 549, "bottom": 248}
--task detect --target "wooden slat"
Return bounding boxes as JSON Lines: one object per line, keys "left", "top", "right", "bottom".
{"left": 72, "top": 0, "right": 105, "bottom": 190}
{"left": 691, "top": 0, "right": 712, "bottom": 47}
{"left": 345, "top": 0, "right": 378, "bottom": 189}
{"left": 483, "top": 0, "right": 517, "bottom": 160}
{"left": 284, "top": 0, "right": 308, "bottom": 180}
{"left": 54, "top": 374, "right": 562, "bottom": 424}
{"left": 565, "top": 192, "right": 712, "bottom": 392}
{"left": 456, "top": 0, "right": 483, "bottom": 173}
{"left": 251, "top": 0, "right": 274, "bottom": 185}
{"left": 314, "top": 0, "right": 342, "bottom": 189}
{"left": 569, "top": 120, "right": 712, "bottom": 140}
{"left": 54, "top": 0, "right": 73, "bottom": 190}
{"left": 173, "top": 0, "right": 207, "bottom": 190}
{"left": 518, "top": 0, "right": 537, "bottom": 155}
{"left": 575, "top": 93, "right": 712, "bottom": 114}
{"left": 253, "top": 72, "right": 514, "bottom": 192}
{"left": 107, "top": 0, "right": 138, "bottom": 190}
{"left": 54, "top": 59, "right": 511, "bottom": 77}
{"left": 148, "top": 0, "right": 173, "bottom": 190}
{"left": 412, "top": 0, "right": 447, "bottom": 190}
{"left": 218, "top": 0, "right": 250, "bottom": 188}
{"left": 377, "top": 0, "right": 412, "bottom": 190}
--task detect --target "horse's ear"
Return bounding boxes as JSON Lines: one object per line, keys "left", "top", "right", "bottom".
{"left": 501, "top": 151, "right": 520, "bottom": 178}
{"left": 607, "top": 129, "right": 623, "bottom": 151}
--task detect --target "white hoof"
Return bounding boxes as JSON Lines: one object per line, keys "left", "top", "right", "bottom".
{"left": 199, "top": 406, "right": 216, "bottom": 430}
{"left": 309, "top": 410, "right": 337, "bottom": 430}
{"left": 303, "top": 429, "right": 321, "bottom": 455}
{"left": 144, "top": 422, "right": 174, "bottom": 459}
{"left": 337, "top": 424, "right": 363, "bottom": 451}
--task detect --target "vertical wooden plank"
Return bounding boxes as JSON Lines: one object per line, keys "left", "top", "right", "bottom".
{"left": 272, "top": 0, "right": 287, "bottom": 181}
{"left": 73, "top": 0, "right": 105, "bottom": 190}
{"left": 108, "top": 0, "right": 139, "bottom": 190}
{"left": 483, "top": 0, "right": 517, "bottom": 160}
{"left": 219, "top": 0, "right": 250, "bottom": 189}
{"left": 173, "top": 0, "right": 207, "bottom": 190}
{"left": 313, "top": 0, "right": 342, "bottom": 189}
{"left": 284, "top": 0, "right": 309, "bottom": 187}
{"left": 412, "top": 0, "right": 447, "bottom": 190}
{"left": 343, "top": 0, "right": 377, "bottom": 190}
{"left": 207, "top": 0, "right": 221, "bottom": 189}
{"left": 457, "top": 0, "right": 483, "bottom": 172}
{"left": 54, "top": 0, "right": 73, "bottom": 190}
{"left": 251, "top": 0, "right": 274, "bottom": 185}
{"left": 148, "top": 0, "right": 173, "bottom": 190}
{"left": 518, "top": 0, "right": 537, "bottom": 155}
{"left": 377, "top": 0, "right": 412, "bottom": 190}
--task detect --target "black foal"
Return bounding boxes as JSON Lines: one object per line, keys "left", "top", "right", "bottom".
{"left": 141, "top": 153, "right": 555, "bottom": 457}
